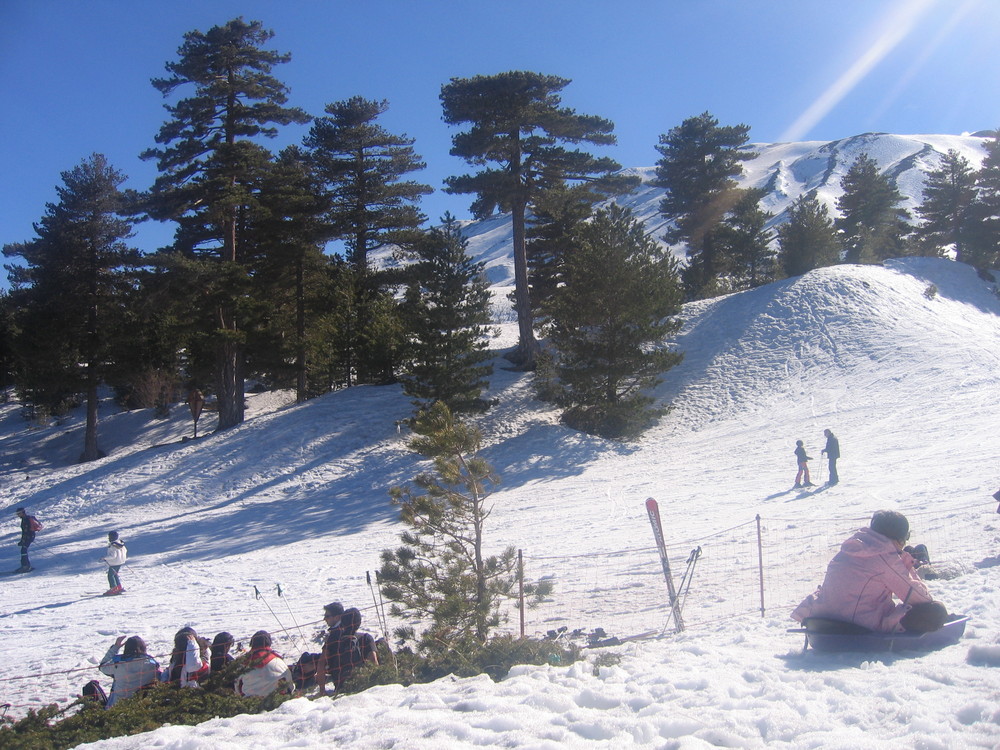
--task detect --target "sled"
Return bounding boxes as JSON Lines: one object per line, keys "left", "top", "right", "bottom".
{"left": 789, "top": 614, "right": 969, "bottom": 653}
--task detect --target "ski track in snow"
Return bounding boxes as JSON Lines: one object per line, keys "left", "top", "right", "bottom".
{"left": 1, "top": 258, "right": 1000, "bottom": 748}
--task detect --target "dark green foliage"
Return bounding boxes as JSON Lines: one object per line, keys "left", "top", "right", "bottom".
{"left": 835, "top": 153, "right": 912, "bottom": 263}
{"left": 380, "top": 403, "right": 550, "bottom": 649}
{"left": 303, "top": 97, "right": 430, "bottom": 386}
{"left": 914, "top": 149, "right": 979, "bottom": 262}
{"left": 2, "top": 154, "right": 142, "bottom": 460}
{"left": 543, "top": 204, "right": 684, "bottom": 439}
{"left": 304, "top": 96, "right": 431, "bottom": 276}
{"left": 345, "top": 635, "right": 579, "bottom": 692}
{"left": 777, "top": 191, "right": 841, "bottom": 276}
{"left": 526, "top": 184, "right": 603, "bottom": 321}
{"left": 398, "top": 216, "right": 494, "bottom": 413}
{"left": 441, "top": 71, "right": 633, "bottom": 368}
{"left": 714, "top": 187, "right": 776, "bottom": 291}
{"left": 653, "top": 112, "right": 757, "bottom": 299}
{"left": 243, "top": 146, "right": 336, "bottom": 401}
{"left": 971, "top": 131, "right": 1000, "bottom": 270}
{"left": 142, "top": 17, "right": 310, "bottom": 430}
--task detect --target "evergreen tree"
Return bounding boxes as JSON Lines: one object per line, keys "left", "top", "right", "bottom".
{"left": 914, "top": 149, "right": 979, "bottom": 262}
{"left": 972, "top": 131, "right": 1000, "bottom": 271}
{"left": 653, "top": 112, "right": 756, "bottom": 299}
{"left": 441, "top": 71, "right": 633, "bottom": 369}
{"left": 2, "top": 154, "right": 141, "bottom": 461}
{"left": 245, "top": 147, "right": 334, "bottom": 401}
{"left": 526, "top": 184, "right": 604, "bottom": 323}
{"left": 399, "top": 215, "right": 494, "bottom": 414}
{"left": 304, "top": 96, "right": 431, "bottom": 276}
{"left": 543, "top": 204, "right": 684, "bottom": 439}
{"left": 379, "top": 402, "right": 547, "bottom": 649}
{"left": 141, "top": 18, "right": 309, "bottom": 430}
{"left": 304, "top": 96, "right": 431, "bottom": 385}
{"left": 835, "top": 153, "right": 912, "bottom": 263}
{"left": 777, "top": 192, "right": 841, "bottom": 277}
{"left": 715, "top": 187, "right": 776, "bottom": 291}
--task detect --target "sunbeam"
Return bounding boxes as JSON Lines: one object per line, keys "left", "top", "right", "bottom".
{"left": 779, "top": 0, "right": 939, "bottom": 142}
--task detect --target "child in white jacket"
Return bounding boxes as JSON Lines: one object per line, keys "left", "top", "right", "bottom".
{"left": 236, "top": 631, "right": 293, "bottom": 698}
{"left": 101, "top": 531, "right": 127, "bottom": 595}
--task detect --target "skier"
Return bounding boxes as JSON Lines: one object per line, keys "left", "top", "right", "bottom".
{"left": 791, "top": 510, "right": 948, "bottom": 633}
{"left": 101, "top": 531, "right": 127, "bottom": 595}
{"left": 820, "top": 429, "right": 840, "bottom": 485}
{"left": 793, "top": 440, "right": 814, "bottom": 488}
{"left": 14, "top": 507, "right": 41, "bottom": 573}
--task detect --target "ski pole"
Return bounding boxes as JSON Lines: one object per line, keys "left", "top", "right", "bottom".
{"left": 253, "top": 585, "right": 288, "bottom": 637}
{"left": 373, "top": 570, "right": 390, "bottom": 637}
{"left": 676, "top": 546, "right": 702, "bottom": 616}
{"left": 275, "top": 583, "right": 307, "bottom": 648}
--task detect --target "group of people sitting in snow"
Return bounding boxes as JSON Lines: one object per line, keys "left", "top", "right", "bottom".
{"left": 89, "top": 601, "right": 378, "bottom": 708}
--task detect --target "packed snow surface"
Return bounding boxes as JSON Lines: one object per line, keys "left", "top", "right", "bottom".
{"left": 1, "top": 257, "right": 1000, "bottom": 748}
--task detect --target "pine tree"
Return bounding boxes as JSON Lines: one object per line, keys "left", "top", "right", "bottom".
{"left": 379, "top": 402, "right": 540, "bottom": 649}
{"left": 245, "top": 147, "right": 334, "bottom": 402}
{"left": 304, "top": 96, "right": 431, "bottom": 385}
{"left": 2, "top": 154, "right": 141, "bottom": 460}
{"left": 714, "top": 187, "right": 776, "bottom": 291}
{"left": 913, "top": 149, "right": 979, "bottom": 262}
{"left": 835, "top": 153, "right": 912, "bottom": 263}
{"left": 971, "top": 131, "right": 1000, "bottom": 271}
{"left": 777, "top": 192, "right": 841, "bottom": 277}
{"left": 543, "top": 204, "right": 684, "bottom": 439}
{"left": 653, "top": 112, "right": 757, "bottom": 299}
{"left": 141, "top": 18, "right": 309, "bottom": 430}
{"left": 441, "top": 71, "right": 633, "bottom": 369}
{"left": 526, "top": 184, "right": 604, "bottom": 323}
{"left": 399, "top": 215, "right": 494, "bottom": 414}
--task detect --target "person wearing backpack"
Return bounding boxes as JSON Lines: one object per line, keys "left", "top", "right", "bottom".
{"left": 316, "top": 607, "right": 378, "bottom": 696}
{"left": 100, "top": 531, "right": 127, "bottom": 595}
{"left": 99, "top": 635, "right": 160, "bottom": 707}
{"left": 14, "top": 507, "right": 41, "bottom": 573}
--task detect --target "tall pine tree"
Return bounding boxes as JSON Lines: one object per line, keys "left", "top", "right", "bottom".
{"left": 304, "top": 96, "right": 431, "bottom": 385}
{"left": 141, "top": 18, "right": 309, "bottom": 430}
{"left": 543, "top": 204, "right": 683, "bottom": 439}
{"left": 714, "top": 187, "right": 776, "bottom": 291}
{"left": 399, "top": 215, "right": 494, "bottom": 414}
{"left": 913, "top": 149, "right": 979, "bottom": 262}
{"left": 653, "top": 112, "right": 757, "bottom": 300}
{"left": 835, "top": 153, "right": 911, "bottom": 264}
{"left": 2, "top": 154, "right": 141, "bottom": 461}
{"left": 777, "top": 192, "right": 841, "bottom": 277}
{"left": 440, "top": 71, "right": 632, "bottom": 369}
{"left": 971, "top": 131, "right": 1000, "bottom": 271}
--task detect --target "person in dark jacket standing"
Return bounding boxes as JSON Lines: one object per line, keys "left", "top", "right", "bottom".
{"left": 821, "top": 429, "right": 840, "bottom": 485}
{"left": 14, "top": 507, "right": 41, "bottom": 573}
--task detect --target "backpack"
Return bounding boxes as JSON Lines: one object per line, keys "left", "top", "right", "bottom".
{"left": 81, "top": 679, "right": 107, "bottom": 707}
{"left": 28, "top": 516, "right": 42, "bottom": 533}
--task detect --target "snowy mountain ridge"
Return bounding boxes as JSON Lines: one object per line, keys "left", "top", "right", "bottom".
{"left": 440, "top": 131, "right": 992, "bottom": 296}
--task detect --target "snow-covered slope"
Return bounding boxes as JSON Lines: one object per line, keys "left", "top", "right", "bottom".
{"left": 2, "top": 257, "right": 1000, "bottom": 748}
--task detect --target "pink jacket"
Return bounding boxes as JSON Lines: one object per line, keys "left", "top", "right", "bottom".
{"left": 791, "top": 527, "right": 933, "bottom": 633}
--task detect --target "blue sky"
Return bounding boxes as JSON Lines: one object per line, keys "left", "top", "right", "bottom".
{"left": 2, "top": 0, "right": 998, "bottom": 258}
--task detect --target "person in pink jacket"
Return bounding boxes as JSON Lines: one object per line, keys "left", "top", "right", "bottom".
{"left": 792, "top": 510, "right": 948, "bottom": 633}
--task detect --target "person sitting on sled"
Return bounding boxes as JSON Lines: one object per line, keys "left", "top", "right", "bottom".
{"left": 791, "top": 510, "right": 948, "bottom": 633}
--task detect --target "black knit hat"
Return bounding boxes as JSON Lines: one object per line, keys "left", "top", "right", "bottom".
{"left": 870, "top": 510, "right": 909, "bottom": 543}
